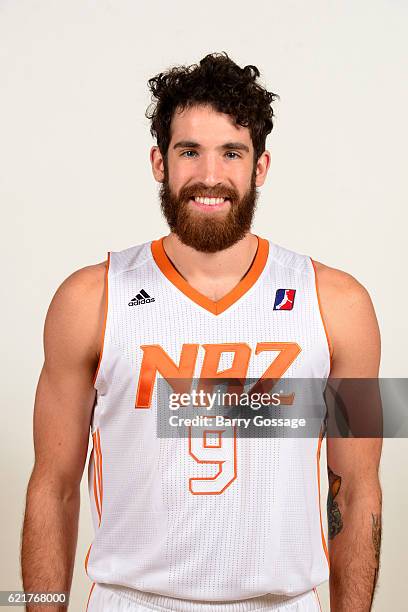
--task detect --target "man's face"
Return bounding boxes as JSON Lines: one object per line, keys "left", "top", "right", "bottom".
{"left": 152, "top": 104, "right": 268, "bottom": 253}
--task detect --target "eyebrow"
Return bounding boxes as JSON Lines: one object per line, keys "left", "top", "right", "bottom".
{"left": 173, "top": 140, "right": 250, "bottom": 153}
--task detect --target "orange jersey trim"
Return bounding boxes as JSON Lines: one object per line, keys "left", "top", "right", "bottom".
{"left": 84, "top": 429, "right": 104, "bottom": 587}
{"left": 91, "top": 429, "right": 103, "bottom": 526}
{"left": 310, "top": 258, "right": 334, "bottom": 373}
{"left": 317, "top": 426, "right": 330, "bottom": 569}
{"left": 313, "top": 587, "right": 323, "bottom": 611}
{"left": 151, "top": 235, "right": 269, "bottom": 315}
{"left": 95, "top": 429, "right": 103, "bottom": 514}
{"left": 93, "top": 252, "right": 111, "bottom": 387}
{"left": 85, "top": 581, "right": 95, "bottom": 611}
{"left": 84, "top": 543, "right": 92, "bottom": 575}
{"left": 92, "top": 451, "right": 101, "bottom": 523}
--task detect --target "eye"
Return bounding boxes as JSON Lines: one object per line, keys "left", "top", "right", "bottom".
{"left": 225, "top": 151, "right": 241, "bottom": 159}
{"left": 181, "top": 150, "right": 198, "bottom": 158}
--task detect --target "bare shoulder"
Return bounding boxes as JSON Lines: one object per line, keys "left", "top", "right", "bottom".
{"left": 312, "top": 260, "right": 380, "bottom": 375}
{"left": 312, "top": 259, "right": 372, "bottom": 306}
{"left": 44, "top": 259, "right": 108, "bottom": 368}
{"left": 53, "top": 260, "right": 107, "bottom": 300}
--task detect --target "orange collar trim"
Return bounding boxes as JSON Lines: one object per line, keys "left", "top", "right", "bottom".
{"left": 151, "top": 236, "right": 269, "bottom": 315}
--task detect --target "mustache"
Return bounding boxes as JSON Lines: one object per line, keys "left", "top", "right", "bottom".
{"left": 178, "top": 183, "right": 239, "bottom": 201}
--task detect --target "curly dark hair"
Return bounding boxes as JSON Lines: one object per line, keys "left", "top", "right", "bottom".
{"left": 145, "top": 52, "right": 279, "bottom": 162}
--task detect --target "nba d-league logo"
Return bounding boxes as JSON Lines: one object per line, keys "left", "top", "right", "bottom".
{"left": 273, "top": 289, "right": 296, "bottom": 311}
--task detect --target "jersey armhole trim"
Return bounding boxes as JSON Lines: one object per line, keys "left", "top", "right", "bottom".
{"left": 313, "top": 587, "right": 323, "bottom": 611}
{"left": 310, "top": 257, "right": 334, "bottom": 373}
{"left": 316, "top": 425, "right": 330, "bottom": 571}
{"left": 85, "top": 581, "right": 96, "bottom": 611}
{"left": 92, "top": 252, "right": 111, "bottom": 387}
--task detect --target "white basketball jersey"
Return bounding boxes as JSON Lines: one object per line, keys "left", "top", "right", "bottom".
{"left": 85, "top": 235, "right": 331, "bottom": 601}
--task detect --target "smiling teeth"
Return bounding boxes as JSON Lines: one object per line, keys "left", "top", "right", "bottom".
{"left": 194, "top": 197, "right": 226, "bottom": 205}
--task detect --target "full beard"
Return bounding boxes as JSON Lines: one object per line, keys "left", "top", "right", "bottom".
{"left": 159, "top": 166, "right": 259, "bottom": 253}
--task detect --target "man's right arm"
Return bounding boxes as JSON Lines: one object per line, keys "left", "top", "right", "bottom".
{"left": 20, "top": 260, "right": 107, "bottom": 610}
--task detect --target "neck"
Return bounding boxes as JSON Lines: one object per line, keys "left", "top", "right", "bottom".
{"left": 162, "top": 232, "right": 259, "bottom": 283}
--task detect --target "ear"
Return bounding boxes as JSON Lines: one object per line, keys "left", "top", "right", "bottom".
{"left": 254, "top": 150, "right": 271, "bottom": 187}
{"left": 150, "top": 146, "right": 165, "bottom": 182}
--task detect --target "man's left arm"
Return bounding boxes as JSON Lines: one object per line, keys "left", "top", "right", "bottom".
{"left": 316, "top": 263, "right": 382, "bottom": 611}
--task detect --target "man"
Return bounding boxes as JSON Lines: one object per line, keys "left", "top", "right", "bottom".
{"left": 21, "top": 53, "right": 382, "bottom": 611}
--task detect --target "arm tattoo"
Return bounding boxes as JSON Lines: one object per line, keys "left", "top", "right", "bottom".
{"left": 327, "top": 466, "right": 343, "bottom": 539}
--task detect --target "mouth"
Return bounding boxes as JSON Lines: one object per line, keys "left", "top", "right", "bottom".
{"left": 189, "top": 196, "right": 231, "bottom": 211}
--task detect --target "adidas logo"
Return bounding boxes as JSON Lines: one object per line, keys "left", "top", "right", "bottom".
{"left": 128, "top": 289, "right": 155, "bottom": 307}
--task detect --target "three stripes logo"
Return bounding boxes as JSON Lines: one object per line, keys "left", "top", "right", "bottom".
{"left": 128, "top": 289, "right": 155, "bottom": 307}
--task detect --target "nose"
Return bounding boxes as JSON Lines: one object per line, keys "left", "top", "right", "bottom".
{"left": 196, "top": 153, "right": 226, "bottom": 187}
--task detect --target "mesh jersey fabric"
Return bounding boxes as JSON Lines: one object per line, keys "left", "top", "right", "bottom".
{"left": 85, "top": 235, "right": 331, "bottom": 602}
